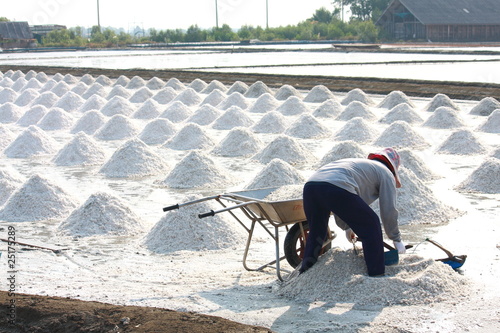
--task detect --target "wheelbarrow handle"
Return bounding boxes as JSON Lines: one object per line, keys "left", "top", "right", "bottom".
{"left": 198, "top": 210, "right": 215, "bottom": 218}
{"left": 162, "top": 204, "right": 179, "bottom": 212}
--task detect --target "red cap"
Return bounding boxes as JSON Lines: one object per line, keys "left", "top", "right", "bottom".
{"left": 368, "top": 147, "right": 401, "bottom": 188}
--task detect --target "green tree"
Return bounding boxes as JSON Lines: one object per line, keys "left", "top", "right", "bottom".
{"left": 0, "top": 17, "right": 10, "bottom": 22}
{"left": 185, "top": 25, "right": 206, "bottom": 42}
{"left": 212, "top": 24, "right": 237, "bottom": 41}
{"left": 311, "top": 7, "right": 334, "bottom": 24}
{"left": 333, "top": 0, "right": 390, "bottom": 21}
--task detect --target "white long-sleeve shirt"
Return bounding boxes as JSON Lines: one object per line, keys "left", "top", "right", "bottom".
{"left": 307, "top": 158, "right": 401, "bottom": 242}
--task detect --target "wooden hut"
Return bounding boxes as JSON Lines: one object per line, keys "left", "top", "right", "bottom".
{"left": 376, "top": 0, "right": 500, "bottom": 42}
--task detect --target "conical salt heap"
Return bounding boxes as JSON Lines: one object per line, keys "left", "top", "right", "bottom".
{"left": 95, "top": 74, "right": 113, "bottom": 86}
{"left": 107, "top": 85, "right": 131, "bottom": 100}
{"left": 423, "top": 93, "right": 460, "bottom": 112}
{"left": 377, "top": 90, "right": 415, "bottom": 109}
{"left": 337, "top": 101, "right": 377, "bottom": 121}
{"left": 14, "top": 88, "right": 39, "bottom": 107}
{"left": 0, "top": 102, "right": 24, "bottom": 123}
{"left": 469, "top": 97, "right": 500, "bottom": 116}
{"left": 248, "top": 93, "right": 280, "bottom": 113}
{"left": 244, "top": 81, "right": 273, "bottom": 98}
{"left": 17, "top": 105, "right": 48, "bottom": 127}
{"left": 200, "top": 80, "right": 227, "bottom": 94}
{"left": 78, "top": 94, "right": 107, "bottom": 113}
{"left": 82, "top": 83, "right": 106, "bottom": 99}
{"left": 146, "top": 77, "right": 166, "bottom": 90}
{"left": 436, "top": 129, "right": 488, "bottom": 155}
{"left": 53, "top": 132, "right": 106, "bottom": 166}
{"left": 275, "top": 84, "right": 303, "bottom": 101}
{"left": 333, "top": 117, "right": 379, "bottom": 143}
{"left": 31, "top": 91, "right": 59, "bottom": 108}
{"left": 217, "top": 92, "right": 249, "bottom": 110}
{"left": 285, "top": 113, "right": 332, "bottom": 139}
{"left": 52, "top": 73, "right": 65, "bottom": 81}
{"left": 398, "top": 149, "right": 439, "bottom": 182}
{"left": 212, "top": 106, "right": 254, "bottom": 130}
{"left": 152, "top": 87, "right": 177, "bottom": 104}
{"left": 129, "top": 87, "right": 154, "bottom": 103}
{"left": 0, "top": 87, "right": 18, "bottom": 103}
{"left": 276, "top": 96, "right": 309, "bottom": 116}
{"left": 63, "top": 73, "right": 78, "bottom": 84}
{"left": 52, "top": 91, "right": 85, "bottom": 112}
{"left": 94, "top": 114, "right": 140, "bottom": 141}
{"left": 0, "top": 124, "right": 15, "bottom": 150}
{"left": 200, "top": 89, "right": 226, "bottom": 106}
{"left": 126, "top": 76, "right": 147, "bottom": 89}
{"left": 160, "top": 150, "right": 235, "bottom": 189}
{"left": 20, "top": 78, "right": 43, "bottom": 92}
{"left": 71, "top": 82, "right": 89, "bottom": 96}
{"left": 251, "top": 111, "right": 288, "bottom": 134}
{"left": 11, "top": 77, "right": 27, "bottom": 91}
{"left": 71, "top": 110, "right": 106, "bottom": 135}
{"left": 159, "top": 101, "right": 193, "bottom": 123}
{"left": 58, "top": 192, "right": 144, "bottom": 237}
{"left": 312, "top": 99, "right": 343, "bottom": 118}
{"left": 455, "top": 158, "right": 500, "bottom": 194}
{"left": 143, "top": 194, "right": 247, "bottom": 253}
{"left": 172, "top": 88, "right": 201, "bottom": 106}
{"left": 245, "top": 158, "right": 305, "bottom": 189}
{"left": 164, "top": 78, "right": 185, "bottom": 91}
{"left": 101, "top": 96, "right": 136, "bottom": 117}
{"left": 0, "top": 166, "right": 24, "bottom": 207}
{"left": 422, "top": 106, "right": 465, "bottom": 129}
{"left": 477, "top": 109, "right": 500, "bottom": 133}
{"left": 253, "top": 135, "right": 316, "bottom": 165}
{"left": 163, "top": 123, "right": 215, "bottom": 150}
{"left": 99, "top": 138, "right": 170, "bottom": 178}
{"left": 0, "top": 78, "right": 14, "bottom": 89}
{"left": 490, "top": 147, "right": 500, "bottom": 159}
{"left": 341, "top": 88, "right": 375, "bottom": 106}
{"left": 37, "top": 107, "right": 75, "bottom": 131}
{"left": 227, "top": 81, "right": 249, "bottom": 95}
{"left": 80, "top": 73, "right": 95, "bottom": 85}
{"left": 304, "top": 85, "right": 337, "bottom": 103}
{"left": 132, "top": 99, "right": 161, "bottom": 119}
{"left": 373, "top": 120, "right": 430, "bottom": 149}
{"left": 187, "top": 104, "right": 222, "bottom": 125}
{"left": 35, "top": 72, "right": 49, "bottom": 83}
{"left": 212, "top": 127, "right": 263, "bottom": 157}
{"left": 51, "top": 81, "right": 71, "bottom": 97}
{"left": 188, "top": 78, "right": 207, "bottom": 92}
{"left": 4, "top": 125, "right": 58, "bottom": 158}
{"left": 317, "top": 140, "right": 366, "bottom": 167}
{"left": 0, "top": 174, "right": 78, "bottom": 222}
{"left": 139, "top": 118, "right": 177, "bottom": 145}
{"left": 40, "top": 79, "right": 57, "bottom": 93}
{"left": 379, "top": 103, "right": 423, "bottom": 125}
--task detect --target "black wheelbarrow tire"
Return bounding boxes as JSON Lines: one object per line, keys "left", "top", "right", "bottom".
{"left": 284, "top": 221, "right": 332, "bottom": 268}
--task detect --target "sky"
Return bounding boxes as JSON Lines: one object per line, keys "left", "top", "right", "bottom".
{"left": 3, "top": 0, "right": 337, "bottom": 32}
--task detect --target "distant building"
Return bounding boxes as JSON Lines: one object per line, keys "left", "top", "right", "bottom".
{"left": 376, "top": 0, "right": 500, "bottom": 42}
{"left": 31, "top": 24, "right": 67, "bottom": 43}
{"left": 0, "top": 21, "right": 36, "bottom": 49}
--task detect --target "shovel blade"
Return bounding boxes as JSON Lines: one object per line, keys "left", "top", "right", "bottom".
{"left": 384, "top": 249, "right": 399, "bottom": 266}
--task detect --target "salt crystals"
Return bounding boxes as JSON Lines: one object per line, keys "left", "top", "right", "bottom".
{"left": 217, "top": 92, "right": 249, "bottom": 110}
{"left": 152, "top": 87, "right": 177, "bottom": 104}
{"left": 14, "top": 88, "right": 39, "bottom": 107}
{"left": 172, "top": 87, "right": 201, "bottom": 106}
{"left": 113, "top": 75, "right": 130, "bottom": 87}
{"left": 276, "top": 96, "right": 309, "bottom": 116}
{"left": 187, "top": 104, "right": 222, "bottom": 126}
{"left": 200, "top": 89, "right": 226, "bottom": 107}
{"left": 4, "top": 125, "right": 58, "bottom": 158}
{"left": 436, "top": 129, "right": 488, "bottom": 155}
{"left": 422, "top": 106, "right": 465, "bottom": 129}
{"left": 275, "top": 84, "right": 303, "bottom": 101}
{"left": 341, "top": 88, "right": 374, "bottom": 106}
{"left": 0, "top": 124, "right": 15, "bottom": 150}
{"left": 82, "top": 83, "right": 106, "bottom": 99}
{"left": 146, "top": 77, "right": 166, "bottom": 90}
{"left": 423, "top": 93, "right": 460, "bottom": 112}
{"left": 51, "top": 81, "right": 71, "bottom": 97}
{"left": 16, "top": 105, "right": 47, "bottom": 127}
{"left": 245, "top": 158, "right": 305, "bottom": 189}
{"left": 212, "top": 106, "right": 254, "bottom": 130}
{"left": 373, "top": 120, "right": 430, "bottom": 149}
{"left": 107, "top": 85, "right": 131, "bottom": 100}
{"left": 0, "top": 102, "right": 24, "bottom": 123}
{"left": 0, "top": 88, "right": 18, "bottom": 103}
{"left": 212, "top": 127, "right": 262, "bottom": 157}
{"left": 303, "top": 85, "right": 336, "bottom": 103}
{"left": 455, "top": 158, "right": 500, "bottom": 194}
{"left": 244, "top": 81, "right": 273, "bottom": 98}
{"left": 0, "top": 166, "right": 24, "bottom": 206}
{"left": 53, "top": 132, "right": 106, "bottom": 166}
{"left": 251, "top": 111, "right": 288, "bottom": 134}
{"left": 94, "top": 114, "right": 140, "bottom": 141}
{"left": 188, "top": 78, "right": 207, "bottom": 92}
{"left": 101, "top": 96, "right": 136, "bottom": 117}
{"left": 285, "top": 113, "right": 331, "bottom": 139}
{"left": 139, "top": 118, "right": 177, "bottom": 145}
{"left": 126, "top": 76, "right": 146, "bottom": 89}
{"left": 469, "top": 97, "right": 500, "bottom": 116}
{"left": 317, "top": 141, "right": 366, "bottom": 167}
{"left": 398, "top": 149, "right": 439, "bottom": 182}
{"left": 253, "top": 135, "right": 316, "bottom": 165}
{"left": 131, "top": 99, "right": 161, "bottom": 119}
{"left": 248, "top": 93, "right": 280, "bottom": 113}
{"left": 379, "top": 103, "right": 423, "bottom": 125}
{"left": 78, "top": 95, "right": 107, "bottom": 113}
{"left": 201, "top": 80, "right": 227, "bottom": 94}
{"left": 129, "top": 87, "right": 154, "bottom": 103}
{"left": 333, "top": 117, "right": 379, "bottom": 143}
{"left": 477, "top": 109, "right": 500, "bottom": 133}
{"left": 31, "top": 91, "right": 59, "bottom": 108}
{"left": 95, "top": 75, "right": 113, "bottom": 86}
{"left": 163, "top": 123, "right": 215, "bottom": 150}
{"left": 377, "top": 90, "right": 415, "bottom": 109}
{"left": 337, "top": 101, "right": 377, "bottom": 121}
{"left": 37, "top": 108, "right": 74, "bottom": 131}
{"left": 160, "top": 101, "right": 193, "bottom": 123}
{"left": 164, "top": 78, "right": 186, "bottom": 91}
{"left": 71, "top": 110, "right": 106, "bottom": 135}
{"left": 227, "top": 81, "right": 249, "bottom": 95}
{"left": 312, "top": 99, "right": 343, "bottom": 118}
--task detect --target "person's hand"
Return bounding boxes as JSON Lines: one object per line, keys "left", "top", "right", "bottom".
{"left": 394, "top": 241, "right": 406, "bottom": 254}
{"left": 345, "top": 228, "right": 356, "bottom": 242}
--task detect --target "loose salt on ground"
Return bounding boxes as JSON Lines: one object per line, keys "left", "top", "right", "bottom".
{"left": 455, "top": 158, "right": 500, "bottom": 194}
{"left": 53, "top": 132, "right": 107, "bottom": 166}
{"left": 211, "top": 127, "right": 262, "bottom": 157}
{"left": 245, "top": 158, "right": 305, "bottom": 189}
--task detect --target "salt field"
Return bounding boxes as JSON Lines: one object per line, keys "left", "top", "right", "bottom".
{"left": 0, "top": 66, "right": 499, "bottom": 332}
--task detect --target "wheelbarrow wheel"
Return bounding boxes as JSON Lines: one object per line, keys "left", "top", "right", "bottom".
{"left": 283, "top": 221, "right": 332, "bottom": 268}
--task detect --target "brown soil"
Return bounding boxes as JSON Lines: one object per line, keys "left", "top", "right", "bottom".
{"left": 0, "top": 291, "right": 273, "bottom": 333}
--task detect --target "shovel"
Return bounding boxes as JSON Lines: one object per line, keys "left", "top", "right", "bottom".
{"left": 383, "top": 242, "right": 399, "bottom": 266}
{"left": 426, "top": 238, "right": 467, "bottom": 270}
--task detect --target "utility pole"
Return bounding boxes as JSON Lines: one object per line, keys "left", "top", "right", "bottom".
{"left": 97, "top": 0, "right": 101, "bottom": 31}
{"left": 266, "top": 0, "right": 269, "bottom": 29}
{"left": 215, "top": 0, "right": 219, "bottom": 28}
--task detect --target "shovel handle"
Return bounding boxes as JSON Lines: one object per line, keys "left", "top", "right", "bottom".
{"left": 426, "top": 238, "right": 454, "bottom": 258}
{"left": 162, "top": 204, "right": 179, "bottom": 212}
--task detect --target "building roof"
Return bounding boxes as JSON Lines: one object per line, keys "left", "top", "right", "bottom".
{"left": 0, "top": 21, "right": 33, "bottom": 40}
{"left": 381, "top": 0, "right": 500, "bottom": 25}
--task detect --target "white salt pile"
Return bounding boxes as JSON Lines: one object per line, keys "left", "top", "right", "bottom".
{"left": 423, "top": 93, "right": 460, "bottom": 112}
{"left": 201, "top": 80, "right": 227, "bottom": 94}
{"left": 248, "top": 93, "right": 280, "bottom": 113}
{"left": 37, "top": 108, "right": 75, "bottom": 131}
{"left": 35, "top": 72, "right": 49, "bottom": 83}
{"left": 0, "top": 174, "right": 78, "bottom": 222}
{"left": 217, "top": 92, "right": 249, "bottom": 110}
{"left": 379, "top": 103, "right": 423, "bottom": 125}
{"left": 455, "top": 158, "right": 500, "bottom": 194}
{"left": 188, "top": 78, "right": 207, "bottom": 92}
{"left": 172, "top": 88, "right": 201, "bottom": 106}
{"left": 20, "top": 78, "right": 43, "bottom": 92}
{"left": 160, "top": 101, "right": 193, "bottom": 123}
{"left": 212, "top": 106, "right": 254, "bottom": 130}
{"left": 78, "top": 94, "right": 107, "bottom": 113}
{"left": 107, "top": 85, "right": 131, "bottom": 100}
{"left": 398, "top": 149, "right": 439, "bottom": 182}
{"left": 163, "top": 123, "right": 215, "bottom": 150}
{"left": 126, "top": 76, "right": 146, "bottom": 89}
{"left": 16, "top": 105, "right": 48, "bottom": 127}
{"left": 4, "top": 125, "right": 58, "bottom": 158}
{"left": 129, "top": 87, "right": 154, "bottom": 103}
{"left": 53, "top": 132, "right": 107, "bottom": 166}
{"left": 0, "top": 125, "right": 15, "bottom": 150}
{"left": 51, "top": 81, "right": 71, "bottom": 97}
{"left": 11, "top": 77, "right": 27, "bottom": 91}
{"left": 40, "top": 80, "right": 57, "bottom": 93}
{"left": 333, "top": 117, "right": 379, "bottom": 143}
{"left": 82, "top": 83, "right": 106, "bottom": 99}
{"left": 0, "top": 87, "right": 18, "bottom": 103}
{"left": 275, "top": 84, "right": 303, "bottom": 101}
{"left": 187, "top": 104, "right": 222, "bottom": 126}
{"left": 94, "top": 114, "right": 140, "bottom": 141}
{"left": 81, "top": 74, "right": 96, "bottom": 85}
{"left": 373, "top": 120, "right": 430, "bottom": 149}
{"left": 275, "top": 248, "right": 469, "bottom": 306}
{"left": 436, "top": 129, "right": 488, "bottom": 155}
{"left": 143, "top": 194, "right": 247, "bottom": 253}
{"left": 71, "top": 82, "right": 89, "bottom": 96}
{"left": 0, "top": 166, "right": 24, "bottom": 206}
{"left": 211, "top": 127, "right": 262, "bottom": 157}
{"left": 285, "top": 113, "right": 331, "bottom": 139}
{"left": 276, "top": 96, "right": 309, "bottom": 116}
{"left": 113, "top": 75, "right": 130, "bottom": 87}
{"left": 200, "top": 89, "right": 226, "bottom": 107}
{"left": 251, "top": 111, "right": 288, "bottom": 134}
{"left": 14, "top": 88, "right": 39, "bottom": 107}
{"left": 477, "top": 109, "right": 500, "bottom": 133}
{"left": 131, "top": 99, "right": 161, "bottom": 119}
{"left": 0, "top": 102, "right": 24, "bottom": 123}
{"left": 245, "top": 158, "right": 305, "bottom": 189}
{"left": 139, "top": 118, "right": 177, "bottom": 145}
{"left": 95, "top": 75, "right": 113, "bottom": 86}
{"left": 377, "top": 90, "right": 415, "bottom": 109}
{"left": 341, "top": 88, "right": 375, "bottom": 106}
{"left": 99, "top": 139, "right": 170, "bottom": 178}
{"left": 253, "top": 135, "right": 316, "bottom": 165}
{"left": 152, "top": 87, "right": 177, "bottom": 104}
{"left": 146, "top": 77, "right": 166, "bottom": 90}
{"left": 63, "top": 74, "right": 78, "bottom": 84}
{"left": 31, "top": 91, "right": 59, "bottom": 108}
{"left": 304, "top": 85, "right": 337, "bottom": 103}
{"left": 58, "top": 192, "right": 144, "bottom": 237}
{"left": 164, "top": 78, "right": 186, "bottom": 91}
{"left": 160, "top": 150, "right": 235, "bottom": 189}
{"left": 71, "top": 110, "right": 106, "bottom": 135}
{"left": 469, "top": 97, "right": 500, "bottom": 116}
{"left": 317, "top": 141, "right": 367, "bottom": 167}
{"left": 227, "top": 81, "right": 249, "bottom": 95}
{"left": 0, "top": 78, "right": 14, "bottom": 89}
{"left": 52, "top": 73, "right": 65, "bottom": 81}
{"left": 101, "top": 96, "right": 136, "bottom": 117}
{"left": 490, "top": 147, "right": 500, "bottom": 159}
{"left": 262, "top": 184, "right": 304, "bottom": 201}
{"left": 337, "top": 101, "right": 377, "bottom": 121}
{"left": 312, "top": 99, "right": 343, "bottom": 118}
{"left": 244, "top": 81, "right": 273, "bottom": 98}
{"left": 422, "top": 106, "right": 465, "bottom": 129}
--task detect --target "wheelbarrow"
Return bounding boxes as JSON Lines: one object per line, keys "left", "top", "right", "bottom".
{"left": 162, "top": 187, "right": 335, "bottom": 281}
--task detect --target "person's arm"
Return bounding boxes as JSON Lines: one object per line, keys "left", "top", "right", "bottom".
{"left": 378, "top": 174, "right": 401, "bottom": 242}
